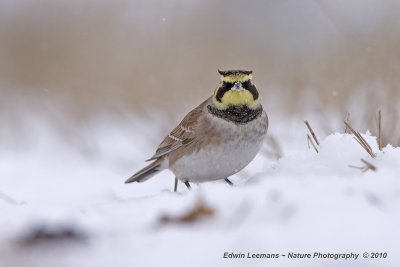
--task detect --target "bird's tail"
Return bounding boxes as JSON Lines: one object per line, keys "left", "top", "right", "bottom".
{"left": 125, "top": 158, "right": 165, "bottom": 184}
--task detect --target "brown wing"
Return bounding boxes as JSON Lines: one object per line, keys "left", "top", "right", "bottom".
{"left": 146, "top": 99, "right": 209, "bottom": 161}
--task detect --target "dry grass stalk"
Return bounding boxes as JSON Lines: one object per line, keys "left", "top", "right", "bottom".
{"left": 377, "top": 110, "right": 382, "bottom": 151}
{"left": 344, "top": 121, "right": 376, "bottom": 158}
{"left": 361, "top": 159, "right": 377, "bottom": 172}
{"left": 307, "top": 134, "right": 319, "bottom": 153}
{"left": 349, "top": 158, "right": 377, "bottom": 173}
{"left": 304, "top": 120, "right": 320, "bottom": 146}
{"left": 344, "top": 112, "right": 350, "bottom": 133}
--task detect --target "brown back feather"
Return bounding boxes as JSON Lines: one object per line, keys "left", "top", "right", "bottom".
{"left": 147, "top": 98, "right": 210, "bottom": 161}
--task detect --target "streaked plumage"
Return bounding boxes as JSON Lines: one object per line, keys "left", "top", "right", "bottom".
{"left": 125, "top": 70, "right": 268, "bottom": 191}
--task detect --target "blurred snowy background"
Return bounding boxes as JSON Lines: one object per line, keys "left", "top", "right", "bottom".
{"left": 1, "top": 0, "right": 400, "bottom": 266}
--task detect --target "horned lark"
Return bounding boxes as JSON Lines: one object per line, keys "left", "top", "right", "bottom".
{"left": 125, "top": 70, "right": 268, "bottom": 191}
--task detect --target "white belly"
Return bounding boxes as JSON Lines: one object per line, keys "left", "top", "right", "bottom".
{"left": 169, "top": 113, "right": 267, "bottom": 183}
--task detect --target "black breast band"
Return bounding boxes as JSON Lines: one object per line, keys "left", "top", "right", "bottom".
{"left": 207, "top": 105, "right": 263, "bottom": 124}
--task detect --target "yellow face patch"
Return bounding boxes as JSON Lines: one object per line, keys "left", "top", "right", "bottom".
{"left": 212, "top": 89, "right": 260, "bottom": 110}
{"left": 220, "top": 74, "right": 252, "bottom": 83}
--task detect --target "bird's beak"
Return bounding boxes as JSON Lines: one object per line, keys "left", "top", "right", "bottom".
{"left": 233, "top": 82, "right": 242, "bottom": 90}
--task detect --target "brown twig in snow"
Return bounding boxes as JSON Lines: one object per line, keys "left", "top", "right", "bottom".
{"left": 307, "top": 134, "right": 319, "bottom": 153}
{"left": 361, "top": 159, "right": 377, "bottom": 171}
{"left": 377, "top": 110, "right": 382, "bottom": 151}
{"left": 344, "top": 121, "right": 376, "bottom": 158}
{"left": 304, "top": 120, "right": 320, "bottom": 146}
{"left": 349, "top": 158, "right": 377, "bottom": 173}
{"left": 344, "top": 112, "right": 350, "bottom": 133}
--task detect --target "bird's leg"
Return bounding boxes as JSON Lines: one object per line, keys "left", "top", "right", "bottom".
{"left": 224, "top": 178, "right": 234, "bottom": 186}
{"left": 173, "top": 177, "right": 178, "bottom": 192}
{"left": 184, "top": 181, "right": 192, "bottom": 190}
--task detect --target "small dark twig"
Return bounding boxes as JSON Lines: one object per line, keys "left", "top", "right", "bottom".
{"left": 344, "top": 112, "right": 350, "bottom": 133}
{"left": 305, "top": 120, "right": 320, "bottom": 146}
{"left": 307, "top": 134, "right": 319, "bottom": 153}
{"left": 344, "top": 121, "right": 376, "bottom": 158}
{"left": 361, "top": 159, "right": 377, "bottom": 172}
{"left": 349, "top": 158, "right": 377, "bottom": 173}
{"left": 377, "top": 110, "right": 382, "bottom": 151}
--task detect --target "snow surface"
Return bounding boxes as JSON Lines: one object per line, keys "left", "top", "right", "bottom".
{"left": 1, "top": 115, "right": 400, "bottom": 267}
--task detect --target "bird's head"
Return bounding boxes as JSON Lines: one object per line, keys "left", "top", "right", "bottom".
{"left": 212, "top": 70, "right": 260, "bottom": 110}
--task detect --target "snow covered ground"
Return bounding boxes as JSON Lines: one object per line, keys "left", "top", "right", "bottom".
{"left": 1, "top": 113, "right": 399, "bottom": 267}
